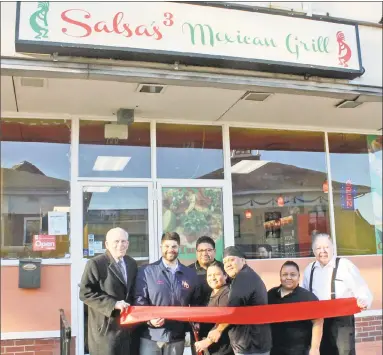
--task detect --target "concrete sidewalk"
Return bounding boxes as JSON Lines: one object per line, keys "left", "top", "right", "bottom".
{"left": 184, "top": 341, "right": 383, "bottom": 354}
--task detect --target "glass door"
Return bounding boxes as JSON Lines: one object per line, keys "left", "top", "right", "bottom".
{"left": 74, "top": 182, "right": 156, "bottom": 355}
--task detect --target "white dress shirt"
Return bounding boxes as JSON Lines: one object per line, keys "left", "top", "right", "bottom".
{"left": 302, "top": 257, "right": 373, "bottom": 308}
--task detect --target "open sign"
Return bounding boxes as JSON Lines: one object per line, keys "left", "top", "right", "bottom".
{"left": 32, "top": 235, "right": 56, "bottom": 251}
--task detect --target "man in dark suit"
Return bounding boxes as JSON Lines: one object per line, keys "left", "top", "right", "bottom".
{"left": 79, "top": 227, "right": 137, "bottom": 355}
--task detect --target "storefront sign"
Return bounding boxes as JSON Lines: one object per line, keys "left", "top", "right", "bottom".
{"left": 15, "top": 2, "right": 363, "bottom": 79}
{"left": 32, "top": 234, "right": 56, "bottom": 251}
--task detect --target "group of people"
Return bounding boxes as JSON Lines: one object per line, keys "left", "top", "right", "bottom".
{"left": 79, "top": 228, "right": 373, "bottom": 355}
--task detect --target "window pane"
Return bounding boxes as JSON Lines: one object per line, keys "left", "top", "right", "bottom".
{"left": 328, "top": 133, "right": 382, "bottom": 256}
{"left": 82, "top": 186, "right": 149, "bottom": 259}
{"left": 156, "top": 124, "right": 224, "bottom": 179}
{"left": 1, "top": 119, "right": 71, "bottom": 259}
{"left": 230, "top": 128, "right": 330, "bottom": 259}
{"left": 162, "top": 187, "right": 224, "bottom": 263}
{"left": 79, "top": 121, "right": 151, "bottom": 178}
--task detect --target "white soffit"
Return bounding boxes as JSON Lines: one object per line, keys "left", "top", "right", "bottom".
{"left": 1, "top": 76, "right": 17, "bottom": 112}
{"left": 14, "top": 77, "right": 245, "bottom": 121}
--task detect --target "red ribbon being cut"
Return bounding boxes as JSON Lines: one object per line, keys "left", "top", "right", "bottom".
{"left": 120, "top": 298, "right": 360, "bottom": 326}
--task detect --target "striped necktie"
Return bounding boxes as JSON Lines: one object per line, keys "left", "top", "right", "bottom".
{"left": 118, "top": 259, "right": 127, "bottom": 283}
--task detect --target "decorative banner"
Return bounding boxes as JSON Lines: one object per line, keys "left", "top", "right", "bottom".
{"left": 340, "top": 180, "right": 357, "bottom": 210}
{"left": 32, "top": 234, "right": 56, "bottom": 251}
{"left": 367, "top": 135, "right": 383, "bottom": 255}
{"left": 15, "top": 2, "right": 363, "bottom": 79}
{"left": 120, "top": 298, "right": 360, "bottom": 326}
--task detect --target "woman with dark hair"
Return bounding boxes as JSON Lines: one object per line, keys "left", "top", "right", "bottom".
{"left": 268, "top": 261, "right": 323, "bottom": 355}
{"left": 194, "top": 263, "right": 234, "bottom": 355}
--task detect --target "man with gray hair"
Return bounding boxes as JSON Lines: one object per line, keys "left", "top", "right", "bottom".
{"left": 80, "top": 227, "right": 138, "bottom": 355}
{"left": 302, "top": 233, "right": 373, "bottom": 355}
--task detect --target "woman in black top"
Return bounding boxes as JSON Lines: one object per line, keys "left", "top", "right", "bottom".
{"left": 194, "top": 263, "right": 234, "bottom": 355}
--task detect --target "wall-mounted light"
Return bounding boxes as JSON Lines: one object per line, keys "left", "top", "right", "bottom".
{"left": 245, "top": 210, "right": 252, "bottom": 219}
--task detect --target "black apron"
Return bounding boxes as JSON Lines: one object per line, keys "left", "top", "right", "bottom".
{"left": 309, "top": 257, "right": 356, "bottom": 355}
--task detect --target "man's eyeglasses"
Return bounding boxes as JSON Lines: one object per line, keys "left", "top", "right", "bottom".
{"left": 197, "top": 248, "right": 214, "bottom": 253}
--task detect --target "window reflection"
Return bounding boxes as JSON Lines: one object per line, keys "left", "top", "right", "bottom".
{"left": 156, "top": 124, "right": 224, "bottom": 179}
{"left": 230, "top": 128, "right": 330, "bottom": 259}
{"left": 1, "top": 119, "right": 71, "bottom": 259}
{"left": 82, "top": 187, "right": 149, "bottom": 259}
{"left": 328, "top": 133, "right": 382, "bottom": 256}
{"left": 79, "top": 121, "right": 151, "bottom": 178}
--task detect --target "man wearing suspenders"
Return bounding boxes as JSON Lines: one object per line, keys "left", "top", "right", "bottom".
{"left": 302, "top": 233, "right": 373, "bottom": 355}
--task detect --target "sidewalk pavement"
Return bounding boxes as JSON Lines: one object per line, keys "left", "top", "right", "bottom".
{"left": 184, "top": 341, "right": 383, "bottom": 355}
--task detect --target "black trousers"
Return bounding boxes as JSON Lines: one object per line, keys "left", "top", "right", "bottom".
{"left": 320, "top": 315, "right": 356, "bottom": 355}
{"left": 270, "top": 347, "right": 309, "bottom": 355}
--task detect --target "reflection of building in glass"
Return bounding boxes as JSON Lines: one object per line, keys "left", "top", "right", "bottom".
{"left": 1, "top": 161, "right": 70, "bottom": 258}
{"left": 203, "top": 152, "right": 374, "bottom": 259}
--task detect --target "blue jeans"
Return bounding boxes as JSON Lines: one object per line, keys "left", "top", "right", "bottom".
{"left": 139, "top": 337, "right": 185, "bottom": 355}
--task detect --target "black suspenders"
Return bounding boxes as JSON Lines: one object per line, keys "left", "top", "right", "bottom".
{"left": 309, "top": 257, "right": 341, "bottom": 300}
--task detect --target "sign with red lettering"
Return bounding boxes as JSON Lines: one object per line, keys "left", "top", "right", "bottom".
{"left": 32, "top": 235, "right": 56, "bottom": 251}
{"left": 340, "top": 180, "right": 357, "bottom": 210}
{"left": 15, "top": 2, "right": 363, "bottom": 79}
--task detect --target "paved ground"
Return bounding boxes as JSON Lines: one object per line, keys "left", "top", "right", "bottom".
{"left": 184, "top": 341, "right": 382, "bottom": 354}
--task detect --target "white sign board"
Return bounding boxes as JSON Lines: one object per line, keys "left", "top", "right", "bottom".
{"left": 15, "top": 2, "right": 363, "bottom": 79}
{"left": 48, "top": 211, "right": 68, "bottom": 235}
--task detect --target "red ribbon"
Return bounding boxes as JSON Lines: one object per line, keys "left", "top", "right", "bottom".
{"left": 120, "top": 298, "right": 360, "bottom": 326}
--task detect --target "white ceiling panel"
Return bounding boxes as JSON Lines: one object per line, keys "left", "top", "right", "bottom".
{"left": 8, "top": 76, "right": 382, "bottom": 131}
{"left": 14, "top": 77, "right": 245, "bottom": 121}
{"left": 1, "top": 76, "right": 17, "bottom": 112}
{"left": 220, "top": 93, "right": 383, "bottom": 131}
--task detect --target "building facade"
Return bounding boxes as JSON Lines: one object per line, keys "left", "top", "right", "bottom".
{"left": 1, "top": 2, "right": 382, "bottom": 354}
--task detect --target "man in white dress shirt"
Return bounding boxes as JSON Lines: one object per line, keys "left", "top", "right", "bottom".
{"left": 303, "top": 233, "right": 373, "bottom": 355}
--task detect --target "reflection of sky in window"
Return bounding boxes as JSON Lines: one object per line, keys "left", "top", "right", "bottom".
{"left": 259, "top": 151, "right": 327, "bottom": 174}
{"left": 79, "top": 145, "right": 150, "bottom": 178}
{"left": 87, "top": 187, "right": 148, "bottom": 210}
{"left": 2, "top": 140, "right": 381, "bottom": 227}
{"left": 1, "top": 142, "right": 70, "bottom": 180}
{"left": 157, "top": 147, "right": 224, "bottom": 179}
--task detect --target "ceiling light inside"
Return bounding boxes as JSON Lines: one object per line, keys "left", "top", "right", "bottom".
{"left": 336, "top": 100, "right": 363, "bottom": 108}
{"left": 231, "top": 160, "right": 269, "bottom": 174}
{"left": 137, "top": 84, "right": 166, "bottom": 94}
{"left": 83, "top": 186, "right": 111, "bottom": 193}
{"left": 92, "top": 156, "right": 131, "bottom": 171}
{"left": 243, "top": 92, "right": 273, "bottom": 102}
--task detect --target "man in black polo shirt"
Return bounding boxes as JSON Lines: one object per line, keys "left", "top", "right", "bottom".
{"left": 189, "top": 236, "right": 224, "bottom": 305}
{"left": 189, "top": 236, "right": 224, "bottom": 355}
{"left": 268, "top": 261, "right": 323, "bottom": 355}
{"left": 207, "top": 246, "right": 272, "bottom": 355}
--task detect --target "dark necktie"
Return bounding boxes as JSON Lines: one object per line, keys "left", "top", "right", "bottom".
{"left": 118, "top": 259, "right": 127, "bottom": 283}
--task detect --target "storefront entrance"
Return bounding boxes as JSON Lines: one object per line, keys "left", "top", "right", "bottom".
{"left": 73, "top": 180, "right": 227, "bottom": 355}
